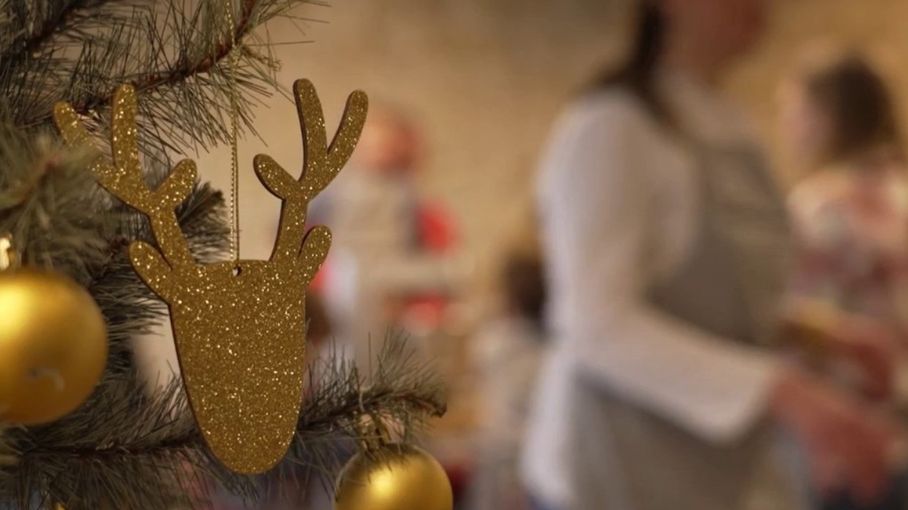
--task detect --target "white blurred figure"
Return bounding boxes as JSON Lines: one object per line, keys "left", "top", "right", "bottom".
{"left": 312, "top": 105, "right": 462, "bottom": 367}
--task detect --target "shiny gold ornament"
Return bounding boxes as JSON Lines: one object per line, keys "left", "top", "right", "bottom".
{"left": 54, "top": 80, "right": 368, "bottom": 474}
{"left": 334, "top": 445, "right": 453, "bottom": 510}
{"left": 0, "top": 269, "right": 107, "bottom": 425}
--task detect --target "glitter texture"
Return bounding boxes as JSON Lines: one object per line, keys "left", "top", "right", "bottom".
{"left": 53, "top": 80, "right": 368, "bottom": 474}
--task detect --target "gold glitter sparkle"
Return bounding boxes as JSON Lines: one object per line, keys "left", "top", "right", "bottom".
{"left": 53, "top": 80, "right": 368, "bottom": 474}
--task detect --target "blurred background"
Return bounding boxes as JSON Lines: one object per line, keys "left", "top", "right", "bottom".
{"left": 191, "top": 0, "right": 908, "bottom": 296}
{"left": 197, "top": 0, "right": 908, "bottom": 255}
{"left": 176, "top": 0, "right": 908, "bottom": 508}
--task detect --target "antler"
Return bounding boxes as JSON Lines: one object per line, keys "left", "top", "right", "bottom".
{"left": 254, "top": 79, "right": 368, "bottom": 264}
{"left": 54, "top": 85, "right": 197, "bottom": 270}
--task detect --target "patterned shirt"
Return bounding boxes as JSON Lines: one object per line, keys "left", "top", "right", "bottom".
{"left": 789, "top": 162, "right": 908, "bottom": 336}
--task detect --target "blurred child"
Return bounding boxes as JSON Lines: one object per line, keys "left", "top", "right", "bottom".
{"left": 783, "top": 51, "right": 908, "bottom": 342}
{"left": 467, "top": 248, "right": 547, "bottom": 510}
{"left": 780, "top": 49, "right": 908, "bottom": 510}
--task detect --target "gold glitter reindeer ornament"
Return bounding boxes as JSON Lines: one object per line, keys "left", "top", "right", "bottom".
{"left": 54, "top": 80, "right": 368, "bottom": 474}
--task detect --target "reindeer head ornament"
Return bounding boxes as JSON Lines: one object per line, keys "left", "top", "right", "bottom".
{"left": 54, "top": 80, "right": 368, "bottom": 474}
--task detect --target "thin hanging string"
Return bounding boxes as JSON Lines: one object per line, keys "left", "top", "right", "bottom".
{"left": 225, "top": 1, "right": 241, "bottom": 261}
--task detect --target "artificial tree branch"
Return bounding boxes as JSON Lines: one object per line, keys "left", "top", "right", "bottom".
{"left": 0, "top": 0, "right": 90, "bottom": 62}
{"left": 3, "top": 0, "right": 317, "bottom": 155}
{"left": 61, "top": 0, "right": 261, "bottom": 119}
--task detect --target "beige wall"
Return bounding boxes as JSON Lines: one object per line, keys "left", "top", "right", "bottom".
{"left": 198, "top": 0, "right": 908, "bottom": 286}
{"left": 200, "top": 0, "right": 624, "bottom": 280}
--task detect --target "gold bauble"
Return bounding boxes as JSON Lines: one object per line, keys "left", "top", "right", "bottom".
{"left": 334, "top": 445, "right": 453, "bottom": 510}
{"left": 0, "top": 269, "right": 107, "bottom": 425}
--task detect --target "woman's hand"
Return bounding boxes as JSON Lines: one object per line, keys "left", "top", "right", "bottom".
{"left": 771, "top": 368, "right": 902, "bottom": 505}
{"left": 835, "top": 316, "right": 899, "bottom": 400}
{"left": 783, "top": 298, "right": 898, "bottom": 400}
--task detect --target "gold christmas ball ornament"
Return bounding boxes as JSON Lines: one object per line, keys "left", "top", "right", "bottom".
{"left": 334, "top": 445, "right": 453, "bottom": 510}
{"left": 0, "top": 269, "right": 107, "bottom": 425}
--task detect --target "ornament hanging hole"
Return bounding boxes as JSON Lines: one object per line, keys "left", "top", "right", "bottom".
{"left": 232, "top": 266, "right": 242, "bottom": 277}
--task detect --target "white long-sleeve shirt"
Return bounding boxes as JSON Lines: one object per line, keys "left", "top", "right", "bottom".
{"left": 522, "top": 75, "right": 782, "bottom": 507}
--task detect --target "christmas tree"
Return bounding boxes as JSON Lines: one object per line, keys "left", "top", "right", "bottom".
{"left": 0, "top": 2, "right": 447, "bottom": 508}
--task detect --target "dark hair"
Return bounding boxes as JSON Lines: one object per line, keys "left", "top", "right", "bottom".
{"left": 594, "top": 1, "right": 668, "bottom": 120}
{"left": 802, "top": 54, "right": 903, "bottom": 163}
{"left": 501, "top": 251, "right": 547, "bottom": 330}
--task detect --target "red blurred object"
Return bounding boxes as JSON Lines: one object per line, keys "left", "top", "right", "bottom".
{"left": 418, "top": 201, "right": 457, "bottom": 253}
{"left": 310, "top": 260, "right": 329, "bottom": 293}
{"left": 400, "top": 295, "right": 448, "bottom": 327}
{"left": 398, "top": 201, "right": 459, "bottom": 329}
{"left": 444, "top": 461, "right": 472, "bottom": 505}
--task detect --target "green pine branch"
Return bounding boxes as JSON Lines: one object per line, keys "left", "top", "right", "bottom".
{"left": 1, "top": 0, "right": 317, "bottom": 155}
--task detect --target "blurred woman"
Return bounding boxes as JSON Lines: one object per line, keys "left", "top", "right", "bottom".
{"left": 781, "top": 52, "right": 908, "bottom": 510}
{"left": 522, "top": 2, "right": 899, "bottom": 510}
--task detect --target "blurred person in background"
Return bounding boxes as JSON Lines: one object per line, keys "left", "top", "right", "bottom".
{"left": 311, "top": 105, "right": 462, "bottom": 366}
{"left": 781, "top": 50, "right": 908, "bottom": 510}
{"left": 467, "top": 246, "right": 548, "bottom": 510}
{"left": 522, "top": 1, "right": 902, "bottom": 510}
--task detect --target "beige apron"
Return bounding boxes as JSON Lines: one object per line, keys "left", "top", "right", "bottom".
{"left": 565, "top": 141, "right": 804, "bottom": 510}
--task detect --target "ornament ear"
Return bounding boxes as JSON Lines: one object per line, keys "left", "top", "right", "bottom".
{"left": 129, "top": 241, "right": 178, "bottom": 298}
{"left": 298, "top": 226, "right": 331, "bottom": 283}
